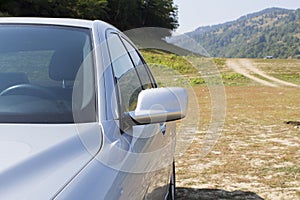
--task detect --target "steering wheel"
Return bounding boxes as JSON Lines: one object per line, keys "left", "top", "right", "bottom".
{"left": 0, "top": 84, "right": 57, "bottom": 100}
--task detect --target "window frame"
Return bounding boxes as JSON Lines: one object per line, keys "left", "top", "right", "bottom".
{"left": 119, "top": 36, "right": 157, "bottom": 89}
{"left": 0, "top": 24, "right": 98, "bottom": 124}
{"left": 106, "top": 31, "right": 159, "bottom": 133}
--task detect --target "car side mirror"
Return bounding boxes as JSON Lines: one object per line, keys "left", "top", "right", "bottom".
{"left": 125, "top": 87, "right": 188, "bottom": 125}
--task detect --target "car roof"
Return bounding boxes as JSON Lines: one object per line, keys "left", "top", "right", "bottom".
{"left": 0, "top": 17, "right": 111, "bottom": 29}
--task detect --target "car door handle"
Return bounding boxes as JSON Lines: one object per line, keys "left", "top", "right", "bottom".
{"left": 160, "top": 123, "right": 166, "bottom": 135}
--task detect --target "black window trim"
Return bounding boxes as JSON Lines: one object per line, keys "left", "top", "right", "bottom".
{"left": 119, "top": 35, "right": 157, "bottom": 89}
{"left": 106, "top": 30, "right": 159, "bottom": 133}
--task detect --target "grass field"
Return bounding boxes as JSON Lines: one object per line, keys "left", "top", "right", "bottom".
{"left": 142, "top": 50, "right": 300, "bottom": 200}
{"left": 252, "top": 59, "right": 300, "bottom": 85}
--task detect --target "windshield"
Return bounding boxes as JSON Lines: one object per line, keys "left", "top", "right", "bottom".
{"left": 0, "top": 25, "right": 96, "bottom": 123}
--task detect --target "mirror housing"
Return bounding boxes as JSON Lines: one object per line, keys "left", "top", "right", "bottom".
{"left": 126, "top": 87, "right": 188, "bottom": 125}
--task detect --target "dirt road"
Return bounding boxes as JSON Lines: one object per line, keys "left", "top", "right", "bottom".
{"left": 226, "top": 59, "right": 299, "bottom": 88}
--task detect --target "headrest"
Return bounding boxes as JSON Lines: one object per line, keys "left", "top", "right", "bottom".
{"left": 49, "top": 50, "right": 83, "bottom": 81}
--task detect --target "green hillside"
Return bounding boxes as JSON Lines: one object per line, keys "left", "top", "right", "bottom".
{"left": 187, "top": 8, "right": 300, "bottom": 59}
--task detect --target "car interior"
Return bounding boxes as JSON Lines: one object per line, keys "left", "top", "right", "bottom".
{"left": 0, "top": 25, "right": 96, "bottom": 123}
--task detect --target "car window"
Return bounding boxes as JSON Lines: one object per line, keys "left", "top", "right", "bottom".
{"left": 107, "top": 33, "right": 142, "bottom": 113}
{"left": 0, "top": 25, "right": 96, "bottom": 123}
{"left": 121, "top": 37, "right": 155, "bottom": 90}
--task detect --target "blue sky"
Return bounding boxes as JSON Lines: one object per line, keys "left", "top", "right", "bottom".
{"left": 174, "top": 0, "right": 300, "bottom": 33}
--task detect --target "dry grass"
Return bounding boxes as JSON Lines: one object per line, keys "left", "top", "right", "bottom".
{"left": 175, "top": 59, "right": 300, "bottom": 200}
{"left": 143, "top": 52, "right": 300, "bottom": 199}
{"left": 252, "top": 59, "right": 300, "bottom": 85}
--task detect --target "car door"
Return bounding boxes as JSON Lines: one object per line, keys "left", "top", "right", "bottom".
{"left": 106, "top": 32, "right": 175, "bottom": 199}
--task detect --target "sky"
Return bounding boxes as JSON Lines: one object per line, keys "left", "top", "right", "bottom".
{"left": 173, "top": 0, "right": 300, "bottom": 33}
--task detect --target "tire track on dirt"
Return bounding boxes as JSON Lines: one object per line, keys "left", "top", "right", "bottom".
{"left": 226, "top": 59, "right": 278, "bottom": 87}
{"left": 226, "top": 59, "right": 300, "bottom": 88}
{"left": 240, "top": 59, "right": 300, "bottom": 87}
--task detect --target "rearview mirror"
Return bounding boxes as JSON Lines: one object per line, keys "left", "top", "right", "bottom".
{"left": 125, "top": 87, "right": 188, "bottom": 125}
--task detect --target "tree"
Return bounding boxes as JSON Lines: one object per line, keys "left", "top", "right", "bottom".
{"left": 107, "top": 0, "right": 143, "bottom": 30}
{"left": 107, "top": 0, "right": 178, "bottom": 31}
{"left": 0, "top": 0, "right": 108, "bottom": 20}
{"left": 0, "top": 0, "right": 178, "bottom": 31}
{"left": 141, "top": 0, "right": 178, "bottom": 29}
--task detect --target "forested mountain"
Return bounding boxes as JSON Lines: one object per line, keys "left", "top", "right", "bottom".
{"left": 187, "top": 8, "right": 300, "bottom": 58}
{"left": 0, "top": 0, "right": 178, "bottom": 31}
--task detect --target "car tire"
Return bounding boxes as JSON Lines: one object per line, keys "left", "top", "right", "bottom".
{"left": 167, "top": 161, "right": 176, "bottom": 200}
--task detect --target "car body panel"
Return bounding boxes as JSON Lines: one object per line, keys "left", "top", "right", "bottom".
{"left": 0, "top": 123, "right": 102, "bottom": 199}
{"left": 0, "top": 17, "right": 94, "bottom": 28}
{"left": 0, "top": 17, "right": 183, "bottom": 199}
{"left": 54, "top": 120, "right": 175, "bottom": 200}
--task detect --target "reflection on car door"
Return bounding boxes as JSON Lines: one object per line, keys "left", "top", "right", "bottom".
{"left": 106, "top": 32, "right": 175, "bottom": 199}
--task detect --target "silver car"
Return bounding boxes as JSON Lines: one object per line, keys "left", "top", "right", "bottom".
{"left": 0, "top": 18, "right": 187, "bottom": 199}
